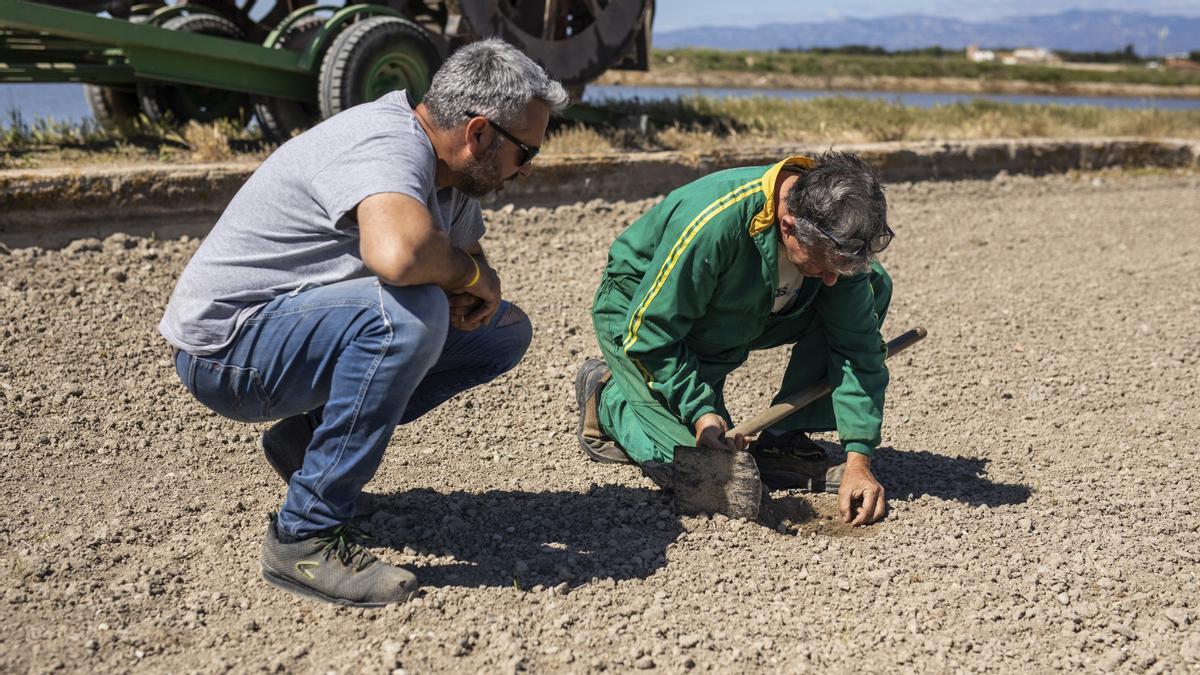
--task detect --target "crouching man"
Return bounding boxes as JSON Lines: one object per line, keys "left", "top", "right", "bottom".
{"left": 576, "top": 152, "right": 894, "bottom": 526}
{"left": 159, "top": 39, "right": 568, "bottom": 606}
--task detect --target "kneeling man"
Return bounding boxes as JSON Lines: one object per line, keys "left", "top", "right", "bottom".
{"left": 577, "top": 152, "right": 894, "bottom": 526}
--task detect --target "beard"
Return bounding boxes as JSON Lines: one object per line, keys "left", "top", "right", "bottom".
{"left": 457, "top": 138, "right": 507, "bottom": 198}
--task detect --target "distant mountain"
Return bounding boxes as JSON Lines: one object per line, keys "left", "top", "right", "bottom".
{"left": 653, "top": 11, "right": 1200, "bottom": 56}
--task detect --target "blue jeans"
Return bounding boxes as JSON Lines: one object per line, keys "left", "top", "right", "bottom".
{"left": 173, "top": 277, "right": 532, "bottom": 540}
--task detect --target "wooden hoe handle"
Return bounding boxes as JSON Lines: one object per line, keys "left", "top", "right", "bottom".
{"left": 728, "top": 326, "right": 928, "bottom": 438}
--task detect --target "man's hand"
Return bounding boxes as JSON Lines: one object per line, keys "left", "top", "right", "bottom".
{"left": 450, "top": 255, "right": 501, "bottom": 328}
{"left": 447, "top": 292, "right": 485, "bottom": 331}
{"left": 838, "top": 452, "right": 886, "bottom": 526}
{"left": 693, "top": 412, "right": 747, "bottom": 452}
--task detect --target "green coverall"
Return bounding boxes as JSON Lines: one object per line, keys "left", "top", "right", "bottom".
{"left": 591, "top": 156, "right": 892, "bottom": 465}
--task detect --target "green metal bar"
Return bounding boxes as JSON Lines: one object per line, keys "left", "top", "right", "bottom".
{"left": 0, "top": 0, "right": 315, "bottom": 99}
{"left": 1, "top": 36, "right": 117, "bottom": 51}
{"left": 1, "top": 52, "right": 114, "bottom": 64}
{"left": 0, "top": 63, "right": 135, "bottom": 84}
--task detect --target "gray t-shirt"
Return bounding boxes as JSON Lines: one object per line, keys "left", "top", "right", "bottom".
{"left": 159, "top": 91, "right": 484, "bottom": 355}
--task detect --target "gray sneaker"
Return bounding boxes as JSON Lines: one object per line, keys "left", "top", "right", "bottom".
{"left": 574, "top": 358, "right": 633, "bottom": 464}
{"left": 261, "top": 414, "right": 314, "bottom": 484}
{"left": 260, "top": 516, "right": 418, "bottom": 607}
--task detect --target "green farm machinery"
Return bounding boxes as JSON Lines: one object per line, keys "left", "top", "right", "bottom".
{"left": 0, "top": 0, "right": 653, "bottom": 140}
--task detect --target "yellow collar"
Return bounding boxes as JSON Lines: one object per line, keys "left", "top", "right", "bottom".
{"left": 749, "top": 155, "right": 815, "bottom": 236}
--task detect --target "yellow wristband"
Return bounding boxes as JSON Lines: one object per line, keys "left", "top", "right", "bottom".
{"left": 463, "top": 255, "right": 481, "bottom": 288}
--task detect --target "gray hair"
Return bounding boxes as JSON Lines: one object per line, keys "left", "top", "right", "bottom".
{"left": 423, "top": 38, "right": 570, "bottom": 129}
{"left": 784, "top": 151, "right": 888, "bottom": 275}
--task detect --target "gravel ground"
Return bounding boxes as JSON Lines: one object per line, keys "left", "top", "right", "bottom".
{"left": 2, "top": 170, "right": 1199, "bottom": 673}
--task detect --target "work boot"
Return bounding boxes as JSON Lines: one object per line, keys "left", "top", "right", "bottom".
{"left": 261, "top": 414, "right": 314, "bottom": 484}
{"left": 574, "top": 358, "right": 632, "bottom": 464}
{"left": 260, "top": 516, "right": 418, "bottom": 607}
{"left": 747, "top": 430, "right": 844, "bottom": 493}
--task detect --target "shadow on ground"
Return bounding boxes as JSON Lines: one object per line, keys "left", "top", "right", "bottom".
{"left": 876, "top": 446, "right": 1032, "bottom": 507}
{"left": 369, "top": 484, "right": 696, "bottom": 590}
{"left": 363, "top": 448, "right": 1029, "bottom": 590}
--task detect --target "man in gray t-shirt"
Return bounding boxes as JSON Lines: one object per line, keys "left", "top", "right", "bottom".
{"left": 160, "top": 39, "right": 568, "bottom": 607}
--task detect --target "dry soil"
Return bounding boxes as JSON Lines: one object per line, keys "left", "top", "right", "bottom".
{"left": 1, "top": 170, "right": 1199, "bottom": 673}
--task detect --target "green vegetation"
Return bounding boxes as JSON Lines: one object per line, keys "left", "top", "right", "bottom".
{"left": 1056, "top": 45, "right": 1142, "bottom": 65}
{"left": 651, "top": 49, "right": 1200, "bottom": 88}
{"left": 1, "top": 107, "right": 266, "bottom": 168}
{"left": 4, "top": 96, "right": 1200, "bottom": 169}
{"left": 783, "top": 45, "right": 964, "bottom": 58}
{"left": 546, "top": 96, "right": 1200, "bottom": 153}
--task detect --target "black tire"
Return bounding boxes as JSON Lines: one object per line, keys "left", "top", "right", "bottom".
{"left": 84, "top": 85, "right": 141, "bottom": 128}
{"left": 83, "top": 12, "right": 150, "bottom": 128}
{"left": 317, "top": 16, "right": 443, "bottom": 120}
{"left": 136, "top": 13, "right": 252, "bottom": 126}
{"left": 253, "top": 15, "right": 325, "bottom": 143}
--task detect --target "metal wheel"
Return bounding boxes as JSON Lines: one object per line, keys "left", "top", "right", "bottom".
{"left": 253, "top": 14, "right": 325, "bottom": 143}
{"left": 459, "top": 0, "right": 651, "bottom": 85}
{"left": 317, "top": 15, "right": 444, "bottom": 119}
{"left": 135, "top": 13, "right": 252, "bottom": 126}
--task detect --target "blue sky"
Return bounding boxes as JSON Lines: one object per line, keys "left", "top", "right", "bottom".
{"left": 652, "top": 0, "right": 1200, "bottom": 32}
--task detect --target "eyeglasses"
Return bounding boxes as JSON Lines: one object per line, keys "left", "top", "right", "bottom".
{"left": 464, "top": 111, "right": 540, "bottom": 166}
{"left": 794, "top": 216, "right": 894, "bottom": 257}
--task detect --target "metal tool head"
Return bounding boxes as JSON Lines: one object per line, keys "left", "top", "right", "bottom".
{"left": 669, "top": 445, "right": 765, "bottom": 521}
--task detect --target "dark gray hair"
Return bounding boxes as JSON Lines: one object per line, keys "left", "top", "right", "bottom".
{"left": 423, "top": 38, "right": 569, "bottom": 129}
{"left": 784, "top": 151, "right": 888, "bottom": 274}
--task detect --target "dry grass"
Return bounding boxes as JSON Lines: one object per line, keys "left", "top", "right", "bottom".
{"left": 541, "top": 126, "right": 616, "bottom": 155}
{"left": 540, "top": 95, "right": 1200, "bottom": 155}
{"left": 5, "top": 95, "right": 1199, "bottom": 168}
{"left": 181, "top": 120, "right": 235, "bottom": 162}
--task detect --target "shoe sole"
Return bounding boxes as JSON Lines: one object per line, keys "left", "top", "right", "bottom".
{"left": 574, "top": 359, "right": 632, "bottom": 464}
{"left": 261, "top": 436, "right": 293, "bottom": 485}
{"left": 260, "top": 567, "right": 416, "bottom": 608}
{"left": 261, "top": 415, "right": 311, "bottom": 485}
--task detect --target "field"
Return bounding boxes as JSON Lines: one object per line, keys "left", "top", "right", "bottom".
{"left": 2, "top": 170, "right": 1199, "bottom": 672}
{"left": 4, "top": 96, "right": 1200, "bottom": 171}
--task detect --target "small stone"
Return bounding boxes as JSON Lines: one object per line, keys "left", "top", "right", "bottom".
{"left": 1056, "top": 592, "right": 1071, "bottom": 605}
{"left": 866, "top": 568, "right": 893, "bottom": 587}
{"left": 1098, "top": 649, "right": 1126, "bottom": 671}
{"left": 1163, "top": 608, "right": 1190, "bottom": 628}
{"left": 635, "top": 656, "right": 655, "bottom": 669}
{"left": 679, "top": 634, "right": 701, "bottom": 648}
{"left": 64, "top": 238, "right": 102, "bottom": 255}
{"left": 1017, "top": 518, "right": 1033, "bottom": 532}
{"left": 1180, "top": 634, "right": 1200, "bottom": 662}
{"left": 1112, "top": 623, "right": 1137, "bottom": 641}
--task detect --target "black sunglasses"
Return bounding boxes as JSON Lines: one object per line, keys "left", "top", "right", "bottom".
{"left": 464, "top": 111, "right": 540, "bottom": 166}
{"left": 795, "top": 216, "right": 895, "bottom": 257}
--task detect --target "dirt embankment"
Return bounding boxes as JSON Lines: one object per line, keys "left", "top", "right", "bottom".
{"left": 4, "top": 139, "right": 1198, "bottom": 248}
{"left": 597, "top": 69, "right": 1200, "bottom": 100}
{"left": 1, "top": 172, "right": 1199, "bottom": 672}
